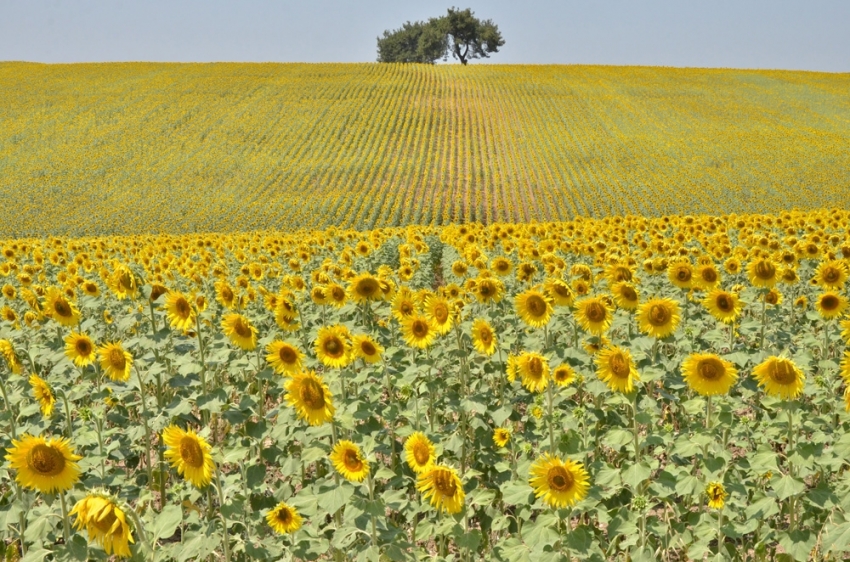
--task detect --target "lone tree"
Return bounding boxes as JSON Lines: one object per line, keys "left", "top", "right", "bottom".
{"left": 377, "top": 7, "right": 504, "bottom": 65}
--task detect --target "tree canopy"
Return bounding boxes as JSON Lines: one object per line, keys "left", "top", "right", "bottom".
{"left": 377, "top": 7, "right": 504, "bottom": 65}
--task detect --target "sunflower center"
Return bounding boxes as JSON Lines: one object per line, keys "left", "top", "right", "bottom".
{"left": 676, "top": 268, "right": 691, "bottom": 282}
{"left": 621, "top": 286, "right": 637, "bottom": 301}
{"left": 823, "top": 268, "right": 840, "bottom": 283}
{"left": 765, "top": 291, "right": 779, "bottom": 305}
{"left": 586, "top": 302, "right": 606, "bottom": 323}
{"left": 76, "top": 339, "right": 92, "bottom": 356}
{"left": 609, "top": 353, "right": 630, "bottom": 379}
{"left": 412, "top": 320, "right": 429, "bottom": 338}
{"left": 300, "top": 378, "right": 326, "bottom": 410}
{"left": 343, "top": 449, "right": 363, "bottom": 472}
{"left": 356, "top": 279, "right": 379, "bottom": 298}
{"left": 324, "top": 337, "right": 344, "bottom": 357}
{"left": 108, "top": 348, "right": 126, "bottom": 370}
{"left": 478, "top": 328, "right": 493, "bottom": 345}
{"left": 526, "top": 295, "right": 547, "bottom": 317}
{"left": 698, "top": 358, "right": 725, "bottom": 380}
{"left": 821, "top": 295, "right": 840, "bottom": 311}
{"left": 433, "top": 469, "right": 457, "bottom": 496}
{"left": 331, "top": 287, "right": 345, "bottom": 301}
{"left": 479, "top": 283, "right": 492, "bottom": 297}
{"left": 770, "top": 361, "right": 797, "bottom": 385}
{"left": 701, "top": 269, "right": 718, "bottom": 283}
{"left": 413, "top": 442, "right": 431, "bottom": 465}
{"left": 175, "top": 297, "right": 191, "bottom": 318}
{"left": 360, "top": 341, "right": 376, "bottom": 356}
{"left": 27, "top": 444, "right": 66, "bottom": 476}
{"left": 716, "top": 294, "right": 732, "bottom": 312}
{"left": 648, "top": 304, "right": 671, "bottom": 326}
{"left": 276, "top": 508, "right": 292, "bottom": 524}
{"left": 547, "top": 465, "right": 574, "bottom": 492}
{"left": 92, "top": 508, "right": 118, "bottom": 534}
{"left": 279, "top": 346, "right": 297, "bottom": 364}
{"left": 527, "top": 357, "right": 544, "bottom": 379}
{"left": 553, "top": 284, "right": 571, "bottom": 298}
{"left": 400, "top": 302, "right": 414, "bottom": 315}
{"left": 179, "top": 436, "right": 205, "bottom": 468}
{"left": 232, "top": 318, "right": 253, "bottom": 339}
{"left": 222, "top": 287, "right": 233, "bottom": 301}
{"left": 433, "top": 304, "right": 449, "bottom": 323}
{"left": 54, "top": 299, "right": 72, "bottom": 317}
{"left": 754, "top": 261, "right": 775, "bottom": 280}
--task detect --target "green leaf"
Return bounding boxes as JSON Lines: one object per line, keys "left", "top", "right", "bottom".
{"left": 455, "top": 529, "right": 481, "bottom": 551}
{"left": 501, "top": 482, "right": 533, "bottom": 505}
{"left": 318, "top": 485, "right": 354, "bottom": 515}
{"left": 565, "top": 526, "right": 594, "bottom": 554}
{"left": 772, "top": 474, "right": 806, "bottom": 500}
{"left": 602, "top": 428, "right": 633, "bottom": 448}
{"left": 745, "top": 496, "right": 779, "bottom": 521}
{"left": 622, "top": 462, "right": 652, "bottom": 490}
{"left": 778, "top": 530, "right": 816, "bottom": 561}
{"left": 823, "top": 522, "right": 850, "bottom": 555}
{"left": 152, "top": 504, "right": 182, "bottom": 541}
{"left": 246, "top": 464, "right": 266, "bottom": 488}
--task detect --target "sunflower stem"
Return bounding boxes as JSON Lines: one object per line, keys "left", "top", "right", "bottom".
{"left": 716, "top": 510, "right": 724, "bottom": 552}
{"left": 759, "top": 293, "right": 767, "bottom": 351}
{"left": 705, "top": 395, "right": 713, "bottom": 430}
{"left": 547, "top": 380, "right": 556, "bottom": 453}
{"left": 134, "top": 365, "right": 156, "bottom": 505}
{"left": 0, "top": 375, "right": 17, "bottom": 438}
{"left": 14, "top": 482, "right": 27, "bottom": 554}
{"left": 214, "top": 467, "right": 232, "bottom": 562}
{"left": 823, "top": 320, "right": 830, "bottom": 360}
{"left": 126, "top": 505, "right": 154, "bottom": 556}
{"left": 58, "top": 490, "right": 71, "bottom": 545}
{"left": 367, "top": 470, "right": 378, "bottom": 549}
{"left": 632, "top": 393, "right": 640, "bottom": 459}
{"left": 95, "top": 415, "right": 106, "bottom": 482}
{"left": 61, "top": 392, "right": 73, "bottom": 440}
{"left": 728, "top": 320, "right": 735, "bottom": 351}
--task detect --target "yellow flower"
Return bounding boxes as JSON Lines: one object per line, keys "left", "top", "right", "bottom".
{"left": 471, "top": 318, "right": 497, "bottom": 356}
{"left": 162, "top": 425, "right": 215, "bottom": 489}
{"left": 693, "top": 264, "right": 721, "bottom": 290}
{"left": 221, "top": 313, "right": 258, "bottom": 350}
{"left": 747, "top": 258, "right": 779, "bottom": 288}
{"left": 517, "top": 351, "right": 550, "bottom": 393}
{"left": 266, "top": 501, "right": 303, "bottom": 535}
{"left": 595, "top": 345, "right": 640, "bottom": 393}
{"left": 706, "top": 481, "right": 727, "bottom": 509}
{"left": 43, "top": 287, "right": 81, "bottom": 327}
{"left": 667, "top": 262, "right": 694, "bottom": 289}
{"left": 70, "top": 493, "right": 135, "bottom": 557}
{"left": 544, "top": 278, "right": 574, "bottom": 307}
{"left": 402, "top": 315, "right": 437, "bottom": 349}
{"left": 29, "top": 374, "right": 56, "bottom": 417}
{"left": 392, "top": 287, "right": 419, "bottom": 322}
{"left": 352, "top": 334, "right": 383, "bottom": 364}
{"left": 681, "top": 353, "right": 737, "bottom": 396}
{"left": 417, "top": 465, "right": 465, "bottom": 514}
{"left": 574, "top": 296, "right": 614, "bottom": 336}
{"left": 64, "top": 331, "right": 96, "bottom": 367}
{"left": 515, "top": 288, "right": 554, "bottom": 328}
{"left": 813, "top": 260, "right": 848, "bottom": 290}
{"left": 326, "top": 283, "right": 348, "bottom": 308}
{"left": 265, "top": 340, "right": 303, "bottom": 375}
{"left": 552, "top": 364, "right": 576, "bottom": 387}
{"left": 702, "top": 289, "right": 741, "bottom": 324}
{"left": 0, "top": 339, "right": 23, "bottom": 374}
{"left": 763, "top": 288, "right": 783, "bottom": 306}
{"left": 330, "top": 440, "right": 370, "bottom": 482}
{"left": 637, "top": 297, "right": 681, "bottom": 339}
{"left": 164, "top": 291, "right": 195, "bottom": 332}
{"left": 315, "top": 325, "right": 353, "bottom": 368}
{"left": 285, "top": 371, "right": 335, "bottom": 426}
{"left": 473, "top": 277, "right": 504, "bottom": 304}
{"left": 753, "top": 356, "right": 805, "bottom": 400}
{"left": 529, "top": 454, "right": 590, "bottom": 508}
{"left": 611, "top": 282, "right": 640, "bottom": 311}
{"left": 5, "top": 434, "right": 82, "bottom": 493}
{"left": 348, "top": 273, "right": 383, "bottom": 304}
{"left": 493, "top": 427, "right": 511, "bottom": 448}
{"left": 404, "top": 432, "right": 436, "bottom": 474}
{"left": 425, "top": 295, "right": 454, "bottom": 335}
{"left": 98, "top": 342, "right": 133, "bottom": 382}
{"left": 815, "top": 291, "right": 847, "bottom": 320}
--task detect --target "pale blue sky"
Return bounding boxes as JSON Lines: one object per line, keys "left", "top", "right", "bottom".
{"left": 1, "top": 0, "right": 848, "bottom": 71}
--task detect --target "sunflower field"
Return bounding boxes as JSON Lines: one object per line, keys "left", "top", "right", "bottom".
{"left": 2, "top": 62, "right": 850, "bottom": 238}
{"left": 3, "top": 209, "right": 850, "bottom": 561}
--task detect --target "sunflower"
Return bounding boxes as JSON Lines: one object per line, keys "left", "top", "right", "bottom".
{"left": 515, "top": 289, "right": 554, "bottom": 328}
{"left": 706, "top": 482, "right": 727, "bottom": 510}
{"left": 780, "top": 268, "right": 799, "bottom": 285}
{"left": 29, "top": 374, "right": 55, "bottom": 417}
{"left": 752, "top": 356, "right": 805, "bottom": 400}
{"left": 0, "top": 339, "right": 23, "bottom": 374}
{"left": 286, "top": 371, "right": 335, "bottom": 426}
{"left": 492, "top": 257, "right": 513, "bottom": 276}
{"left": 162, "top": 425, "right": 215, "bottom": 489}
{"left": 747, "top": 258, "right": 779, "bottom": 288}
{"left": 471, "top": 318, "right": 497, "bottom": 356}
{"left": 70, "top": 493, "right": 135, "bottom": 557}
{"left": 214, "top": 281, "right": 238, "bottom": 309}
{"left": 517, "top": 351, "right": 550, "bottom": 393}
{"left": 574, "top": 296, "right": 614, "bottom": 336}
{"left": 404, "top": 432, "right": 436, "bottom": 473}
{"left": 43, "top": 287, "right": 80, "bottom": 327}
{"left": 529, "top": 454, "right": 590, "bottom": 509}
{"left": 473, "top": 277, "right": 504, "bottom": 304}
{"left": 552, "top": 364, "right": 576, "bottom": 387}
{"left": 417, "top": 465, "right": 465, "bottom": 514}
{"left": 164, "top": 292, "right": 195, "bottom": 332}
{"left": 694, "top": 264, "right": 721, "bottom": 290}
{"left": 103, "top": 309, "right": 113, "bottom": 324}
{"left": 148, "top": 283, "right": 168, "bottom": 302}
{"left": 315, "top": 325, "right": 353, "bottom": 368}
{"left": 330, "top": 440, "right": 370, "bottom": 482}
{"left": 611, "top": 282, "right": 640, "bottom": 311}
{"left": 352, "top": 334, "right": 383, "bottom": 364}
{"left": 763, "top": 288, "right": 783, "bottom": 306}
{"left": 816, "top": 291, "right": 848, "bottom": 320}
{"left": 451, "top": 260, "right": 469, "bottom": 278}
{"left": 402, "top": 315, "right": 437, "bottom": 349}
{"left": 840, "top": 352, "right": 850, "bottom": 385}
{"left": 310, "top": 285, "right": 329, "bottom": 305}
{"left": 814, "top": 260, "right": 848, "bottom": 290}
{"left": 667, "top": 262, "right": 694, "bottom": 289}
{"left": 681, "top": 353, "right": 737, "bottom": 396}
{"left": 65, "top": 332, "right": 96, "bottom": 368}
{"left": 326, "top": 283, "right": 348, "bottom": 308}
{"left": 265, "top": 341, "right": 303, "bottom": 375}
{"left": 425, "top": 296, "right": 454, "bottom": 335}
{"left": 493, "top": 427, "right": 511, "bottom": 448}
{"left": 595, "top": 346, "right": 640, "bottom": 393}
{"left": 505, "top": 354, "right": 519, "bottom": 383}
{"left": 544, "top": 278, "right": 574, "bottom": 307}
{"left": 221, "top": 313, "right": 258, "bottom": 351}
{"left": 702, "top": 289, "right": 742, "bottom": 324}
{"left": 637, "top": 298, "right": 681, "bottom": 339}
{"left": 5, "top": 434, "right": 82, "bottom": 493}
{"left": 266, "top": 501, "right": 303, "bottom": 535}
{"left": 795, "top": 296, "right": 808, "bottom": 309}
{"left": 98, "top": 342, "right": 133, "bottom": 382}
{"left": 348, "top": 273, "right": 383, "bottom": 304}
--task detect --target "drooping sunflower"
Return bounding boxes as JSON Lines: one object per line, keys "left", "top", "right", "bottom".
{"left": 702, "top": 289, "right": 742, "bottom": 324}
{"left": 164, "top": 291, "right": 195, "bottom": 332}
{"left": 595, "top": 346, "right": 640, "bottom": 393}
{"left": 221, "top": 313, "right": 258, "bottom": 351}
{"left": 162, "top": 425, "right": 215, "bottom": 489}
{"left": 402, "top": 315, "right": 437, "bottom": 349}
{"left": 528, "top": 454, "right": 590, "bottom": 509}
{"left": 5, "top": 434, "right": 82, "bottom": 493}
{"left": 310, "top": 285, "right": 329, "bottom": 306}
{"left": 266, "top": 501, "right": 303, "bottom": 535}
{"left": 352, "top": 334, "right": 383, "bottom": 364}
{"left": 706, "top": 482, "right": 727, "bottom": 510}
{"left": 70, "top": 493, "right": 135, "bottom": 557}
{"left": 815, "top": 291, "right": 848, "bottom": 320}
{"left": 752, "top": 356, "right": 805, "bottom": 400}
{"left": 813, "top": 260, "right": 848, "bottom": 290}
{"left": 315, "top": 325, "right": 353, "bottom": 368}
{"left": 330, "top": 440, "right": 370, "bottom": 482}
{"left": 64, "top": 331, "right": 96, "bottom": 368}
{"left": 404, "top": 432, "right": 436, "bottom": 473}
{"left": 471, "top": 318, "right": 497, "bottom": 356}
{"left": 285, "top": 371, "right": 335, "bottom": 426}
{"left": 425, "top": 295, "right": 454, "bottom": 335}
{"left": 552, "top": 364, "right": 576, "bottom": 387}
{"left": 493, "top": 427, "right": 511, "bottom": 448}
{"left": 265, "top": 341, "right": 303, "bottom": 375}
{"left": 29, "top": 374, "right": 56, "bottom": 417}
{"left": 747, "top": 258, "right": 779, "bottom": 288}
{"left": 43, "top": 287, "right": 81, "bottom": 327}
{"left": 841, "top": 351, "right": 850, "bottom": 385}
{"left": 417, "top": 464, "right": 465, "bottom": 514}
{"left": 637, "top": 298, "right": 681, "bottom": 339}
{"left": 0, "top": 339, "right": 23, "bottom": 374}
{"left": 517, "top": 351, "right": 550, "bottom": 393}
{"left": 98, "top": 342, "right": 133, "bottom": 382}
{"left": 544, "top": 278, "right": 575, "bottom": 307}
{"left": 681, "top": 353, "right": 738, "bottom": 396}
{"left": 348, "top": 273, "right": 383, "bottom": 304}
{"left": 515, "top": 288, "right": 554, "bottom": 329}
{"left": 611, "top": 281, "right": 640, "bottom": 311}
{"left": 574, "top": 296, "right": 614, "bottom": 336}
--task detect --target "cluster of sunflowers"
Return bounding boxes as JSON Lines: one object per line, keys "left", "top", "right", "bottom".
{"left": 2, "top": 209, "right": 850, "bottom": 560}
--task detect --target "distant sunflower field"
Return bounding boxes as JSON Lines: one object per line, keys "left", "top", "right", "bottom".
{"left": 1, "top": 62, "right": 850, "bottom": 238}
{"left": 3, "top": 208, "right": 850, "bottom": 561}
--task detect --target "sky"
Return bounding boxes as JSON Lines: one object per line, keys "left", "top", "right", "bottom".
{"left": 1, "top": 0, "right": 848, "bottom": 72}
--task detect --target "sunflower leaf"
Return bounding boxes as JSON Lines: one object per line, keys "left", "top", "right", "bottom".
{"left": 152, "top": 504, "right": 182, "bottom": 541}
{"left": 772, "top": 474, "right": 806, "bottom": 500}
{"left": 622, "top": 461, "right": 652, "bottom": 490}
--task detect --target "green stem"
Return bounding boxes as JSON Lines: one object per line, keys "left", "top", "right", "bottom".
{"left": 215, "top": 468, "right": 232, "bottom": 562}
{"left": 705, "top": 395, "right": 713, "bottom": 430}
{"left": 134, "top": 366, "right": 156, "bottom": 504}
{"left": 62, "top": 393, "right": 74, "bottom": 440}
{"left": 547, "top": 379, "right": 556, "bottom": 453}
{"left": 787, "top": 408, "right": 797, "bottom": 531}
{"left": 0, "top": 377, "right": 17, "bottom": 438}
{"left": 95, "top": 416, "right": 106, "bottom": 482}
{"left": 716, "top": 511, "right": 724, "bottom": 553}
{"left": 368, "top": 471, "right": 378, "bottom": 548}
{"left": 632, "top": 393, "right": 640, "bottom": 459}
{"left": 728, "top": 320, "right": 735, "bottom": 351}
{"left": 759, "top": 293, "right": 767, "bottom": 350}
{"left": 59, "top": 491, "right": 71, "bottom": 545}
{"left": 126, "top": 506, "right": 155, "bottom": 557}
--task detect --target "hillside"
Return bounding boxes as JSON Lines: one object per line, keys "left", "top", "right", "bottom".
{"left": 1, "top": 62, "right": 848, "bottom": 237}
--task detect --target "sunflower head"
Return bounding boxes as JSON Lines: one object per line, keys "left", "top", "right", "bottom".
{"left": 753, "top": 356, "right": 805, "bottom": 400}
{"left": 70, "top": 492, "right": 135, "bottom": 557}
{"left": 266, "top": 501, "right": 303, "bottom": 535}
{"left": 471, "top": 318, "right": 497, "bottom": 356}
{"left": 98, "top": 342, "right": 133, "bottom": 382}
{"left": 285, "top": 371, "right": 335, "bottom": 426}
{"left": 611, "top": 281, "right": 640, "bottom": 311}
{"left": 330, "top": 440, "right": 370, "bottom": 482}
{"left": 515, "top": 289, "right": 554, "bottom": 329}
{"left": 595, "top": 346, "right": 640, "bottom": 393}
{"left": 44, "top": 287, "right": 81, "bottom": 327}
{"left": 315, "top": 325, "right": 353, "bottom": 368}
{"left": 64, "top": 331, "right": 96, "bottom": 368}
{"left": 352, "top": 334, "right": 383, "bottom": 364}
{"left": 402, "top": 315, "right": 436, "bottom": 349}
{"left": 222, "top": 313, "right": 258, "bottom": 351}
{"left": 544, "top": 278, "right": 574, "bottom": 307}
{"left": 529, "top": 454, "right": 590, "bottom": 509}
{"left": 348, "top": 273, "right": 382, "bottom": 304}
{"left": 404, "top": 432, "right": 436, "bottom": 473}
{"left": 517, "top": 351, "right": 550, "bottom": 393}
{"left": 637, "top": 298, "right": 681, "bottom": 339}
{"left": 706, "top": 481, "right": 727, "bottom": 510}
{"left": 162, "top": 425, "right": 215, "bottom": 489}
{"left": 417, "top": 464, "right": 465, "bottom": 514}
{"left": 574, "top": 296, "right": 614, "bottom": 336}
{"left": 493, "top": 428, "right": 511, "bottom": 448}
{"left": 552, "top": 364, "right": 576, "bottom": 387}
{"left": 703, "top": 289, "right": 741, "bottom": 324}
{"left": 29, "top": 374, "right": 56, "bottom": 417}
{"left": 682, "top": 353, "right": 737, "bottom": 396}
{"left": 426, "top": 296, "right": 454, "bottom": 334}
{"left": 747, "top": 258, "right": 778, "bottom": 288}
{"left": 5, "top": 434, "right": 82, "bottom": 493}
{"left": 0, "top": 339, "right": 23, "bottom": 374}
{"left": 164, "top": 292, "right": 196, "bottom": 332}
{"left": 816, "top": 291, "right": 848, "bottom": 319}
